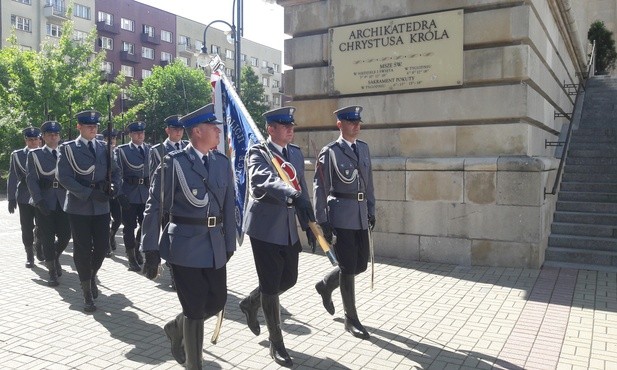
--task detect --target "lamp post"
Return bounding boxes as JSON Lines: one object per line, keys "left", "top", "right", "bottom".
{"left": 200, "top": 0, "right": 243, "bottom": 93}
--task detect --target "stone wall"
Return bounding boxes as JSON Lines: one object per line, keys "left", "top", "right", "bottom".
{"left": 280, "top": 0, "right": 588, "bottom": 268}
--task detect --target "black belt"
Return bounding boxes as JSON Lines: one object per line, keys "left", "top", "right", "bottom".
{"left": 124, "top": 177, "right": 149, "bottom": 186}
{"left": 255, "top": 195, "right": 294, "bottom": 208}
{"left": 39, "top": 179, "right": 64, "bottom": 190}
{"left": 169, "top": 215, "right": 223, "bottom": 228}
{"left": 331, "top": 191, "right": 365, "bottom": 201}
{"left": 76, "top": 178, "right": 106, "bottom": 190}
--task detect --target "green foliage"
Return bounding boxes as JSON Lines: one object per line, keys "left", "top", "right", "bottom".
{"left": 126, "top": 60, "right": 212, "bottom": 142}
{"left": 240, "top": 66, "right": 269, "bottom": 136}
{"left": 588, "top": 21, "right": 617, "bottom": 75}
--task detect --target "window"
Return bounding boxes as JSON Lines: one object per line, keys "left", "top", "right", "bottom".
{"left": 121, "top": 65, "right": 134, "bottom": 78}
{"left": 161, "top": 52, "right": 172, "bottom": 61}
{"left": 74, "top": 4, "right": 90, "bottom": 19}
{"left": 211, "top": 45, "right": 219, "bottom": 54}
{"left": 74, "top": 30, "right": 88, "bottom": 42}
{"left": 143, "top": 24, "right": 154, "bottom": 37}
{"left": 179, "top": 35, "right": 190, "bottom": 45}
{"left": 142, "top": 69, "right": 152, "bottom": 79}
{"left": 272, "top": 80, "right": 280, "bottom": 88}
{"left": 241, "top": 54, "right": 247, "bottom": 62}
{"left": 262, "top": 77, "right": 269, "bottom": 87}
{"left": 274, "top": 96, "right": 280, "bottom": 105}
{"left": 101, "top": 61, "right": 113, "bottom": 74}
{"left": 225, "top": 49, "right": 234, "bottom": 59}
{"left": 98, "top": 11, "right": 112, "bottom": 25}
{"left": 13, "top": 0, "right": 31, "bottom": 4}
{"left": 122, "top": 41, "right": 135, "bottom": 54}
{"left": 250, "top": 57, "right": 258, "bottom": 67}
{"left": 161, "top": 30, "right": 172, "bottom": 43}
{"left": 177, "top": 57, "right": 188, "bottom": 66}
{"left": 262, "top": 60, "right": 268, "bottom": 68}
{"left": 11, "top": 15, "right": 31, "bottom": 32}
{"left": 225, "top": 67, "right": 233, "bottom": 76}
{"left": 47, "top": 23, "right": 62, "bottom": 37}
{"left": 195, "top": 41, "right": 203, "bottom": 51}
{"left": 99, "top": 36, "right": 113, "bottom": 50}
{"left": 273, "top": 63, "right": 280, "bottom": 72}
{"left": 121, "top": 18, "right": 134, "bottom": 31}
{"left": 263, "top": 94, "right": 270, "bottom": 103}
{"left": 141, "top": 47, "right": 154, "bottom": 60}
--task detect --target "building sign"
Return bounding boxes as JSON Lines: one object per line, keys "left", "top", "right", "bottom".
{"left": 329, "top": 9, "right": 464, "bottom": 95}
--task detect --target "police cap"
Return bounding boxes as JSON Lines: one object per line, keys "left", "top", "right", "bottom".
{"left": 164, "top": 115, "right": 183, "bottom": 128}
{"left": 75, "top": 110, "right": 102, "bottom": 125}
{"left": 40, "top": 121, "right": 62, "bottom": 133}
{"left": 180, "top": 104, "right": 222, "bottom": 128}
{"left": 263, "top": 106, "right": 296, "bottom": 125}
{"left": 334, "top": 105, "right": 363, "bottom": 122}
{"left": 126, "top": 121, "right": 146, "bottom": 132}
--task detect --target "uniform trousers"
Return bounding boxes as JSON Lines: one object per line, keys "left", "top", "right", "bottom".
{"left": 109, "top": 198, "right": 122, "bottom": 232}
{"left": 68, "top": 213, "right": 110, "bottom": 281}
{"left": 34, "top": 204, "right": 71, "bottom": 261}
{"left": 249, "top": 237, "right": 299, "bottom": 296}
{"left": 121, "top": 203, "right": 145, "bottom": 251}
{"left": 172, "top": 264, "right": 227, "bottom": 320}
{"left": 333, "top": 228, "right": 369, "bottom": 275}
{"left": 17, "top": 203, "right": 36, "bottom": 247}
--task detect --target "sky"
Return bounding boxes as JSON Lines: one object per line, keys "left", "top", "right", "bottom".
{"left": 136, "top": 0, "right": 286, "bottom": 52}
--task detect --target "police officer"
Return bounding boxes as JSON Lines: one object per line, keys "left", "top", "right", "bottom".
{"left": 240, "top": 107, "right": 314, "bottom": 367}
{"left": 100, "top": 128, "right": 122, "bottom": 257}
{"left": 149, "top": 114, "right": 188, "bottom": 289}
{"left": 8, "top": 127, "right": 43, "bottom": 268}
{"left": 57, "top": 110, "right": 121, "bottom": 313}
{"left": 313, "top": 105, "right": 375, "bottom": 340}
{"left": 141, "top": 104, "right": 236, "bottom": 370}
{"left": 115, "top": 121, "right": 149, "bottom": 271}
{"left": 26, "top": 121, "right": 71, "bottom": 286}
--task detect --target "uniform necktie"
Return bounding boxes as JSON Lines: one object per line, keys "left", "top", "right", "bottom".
{"left": 138, "top": 146, "right": 144, "bottom": 157}
{"left": 351, "top": 143, "right": 358, "bottom": 158}
{"left": 87, "top": 141, "right": 96, "bottom": 157}
{"left": 203, "top": 155, "right": 209, "bottom": 172}
{"left": 52, "top": 149, "right": 57, "bottom": 159}
{"left": 282, "top": 147, "right": 288, "bottom": 161}
{"left": 175, "top": 143, "right": 180, "bottom": 150}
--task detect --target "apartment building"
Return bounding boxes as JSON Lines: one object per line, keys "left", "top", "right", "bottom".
{"left": 1, "top": 0, "right": 283, "bottom": 108}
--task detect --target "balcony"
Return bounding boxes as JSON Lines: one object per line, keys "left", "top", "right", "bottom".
{"left": 160, "top": 60, "right": 170, "bottom": 67}
{"left": 178, "top": 43, "right": 195, "bottom": 56}
{"left": 43, "top": 4, "right": 68, "bottom": 21}
{"left": 260, "top": 66, "right": 274, "bottom": 76}
{"left": 120, "top": 51, "right": 140, "bottom": 63}
{"left": 96, "top": 21, "right": 119, "bottom": 34}
{"left": 140, "top": 33, "right": 160, "bottom": 45}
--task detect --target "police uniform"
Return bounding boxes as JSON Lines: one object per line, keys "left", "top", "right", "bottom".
{"left": 115, "top": 121, "right": 151, "bottom": 271}
{"left": 240, "top": 106, "right": 313, "bottom": 367}
{"left": 8, "top": 127, "right": 42, "bottom": 268}
{"left": 100, "top": 128, "right": 122, "bottom": 256}
{"left": 56, "top": 110, "right": 121, "bottom": 312}
{"left": 26, "top": 121, "right": 71, "bottom": 286}
{"left": 141, "top": 104, "right": 236, "bottom": 369}
{"left": 313, "top": 105, "right": 375, "bottom": 340}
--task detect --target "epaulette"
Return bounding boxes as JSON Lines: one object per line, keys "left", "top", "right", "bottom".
{"left": 326, "top": 141, "right": 337, "bottom": 148}
{"left": 116, "top": 143, "right": 130, "bottom": 149}
{"left": 95, "top": 138, "right": 107, "bottom": 146}
{"left": 30, "top": 148, "right": 42, "bottom": 153}
{"left": 167, "top": 149, "right": 186, "bottom": 157}
{"left": 356, "top": 139, "right": 367, "bottom": 145}
{"left": 212, "top": 150, "right": 229, "bottom": 159}
{"left": 289, "top": 143, "right": 300, "bottom": 149}
{"left": 151, "top": 143, "right": 162, "bottom": 149}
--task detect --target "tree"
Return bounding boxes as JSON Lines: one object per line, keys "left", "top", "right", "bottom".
{"left": 125, "top": 61, "right": 212, "bottom": 142}
{"left": 588, "top": 21, "right": 617, "bottom": 75}
{"left": 240, "top": 65, "right": 269, "bottom": 136}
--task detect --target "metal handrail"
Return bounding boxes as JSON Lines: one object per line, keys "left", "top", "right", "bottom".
{"left": 545, "top": 41, "right": 596, "bottom": 196}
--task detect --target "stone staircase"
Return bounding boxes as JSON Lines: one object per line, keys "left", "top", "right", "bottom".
{"left": 544, "top": 77, "right": 617, "bottom": 271}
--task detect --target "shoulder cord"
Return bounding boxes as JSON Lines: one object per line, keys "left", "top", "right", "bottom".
{"left": 328, "top": 147, "right": 358, "bottom": 185}
{"left": 172, "top": 158, "right": 209, "bottom": 207}
{"left": 13, "top": 152, "right": 27, "bottom": 177}
{"left": 64, "top": 144, "right": 95, "bottom": 176}
{"left": 32, "top": 152, "right": 55, "bottom": 178}
{"left": 118, "top": 147, "right": 145, "bottom": 174}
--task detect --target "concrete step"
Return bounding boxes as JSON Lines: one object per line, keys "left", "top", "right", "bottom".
{"left": 566, "top": 157, "right": 617, "bottom": 165}
{"left": 543, "top": 253, "right": 617, "bottom": 271}
{"left": 562, "top": 173, "right": 617, "bottom": 182}
{"left": 558, "top": 191, "right": 617, "bottom": 203}
{"left": 551, "top": 222, "right": 617, "bottom": 238}
{"left": 572, "top": 128, "right": 617, "bottom": 137}
{"left": 548, "top": 234, "right": 617, "bottom": 251}
{"left": 564, "top": 164, "right": 617, "bottom": 174}
{"left": 556, "top": 200, "right": 617, "bottom": 213}
{"left": 568, "top": 149, "right": 617, "bottom": 158}
{"left": 570, "top": 136, "right": 617, "bottom": 144}
{"left": 553, "top": 210, "right": 617, "bottom": 225}
{"left": 568, "top": 142, "right": 617, "bottom": 150}
{"left": 560, "top": 182, "right": 617, "bottom": 192}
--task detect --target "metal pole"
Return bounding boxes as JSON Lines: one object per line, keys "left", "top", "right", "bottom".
{"left": 235, "top": 0, "right": 243, "bottom": 94}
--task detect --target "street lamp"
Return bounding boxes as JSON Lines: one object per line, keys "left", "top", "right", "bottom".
{"left": 200, "top": 0, "right": 243, "bottom": 93}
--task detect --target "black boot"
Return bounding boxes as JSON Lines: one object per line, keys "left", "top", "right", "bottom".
{"left": 109, "top": 228, "right": 117, "bottom": 251}
{"left": 135, "top": 249, "right": 144, "bottom": 265}
{"left": 167, "top": 262, "right": 176, "bottom": 290}
{"left": 91, "top": 271, "right": 99, "bottom": 299}
{"left": 34, "top": 226, "right": 44, "bottom": 262}
{"left": 239, "top": 287, "right": 261, "bottom": 335}
{"left": 262, "top": 293, "right": 292, "bottom": 367}
{"left": 45, "top": 261, "right": 59, "bottom": 287}
{"left": 25, "top": 244, "right": 34, "bottom": 268}
{"left": 340, "top": 274, "right": 369, "bottom": 339}
{"left": 164, "top": 313, "right": 186, "bottom": 364}
{"left": 183, "top": 317, "right": 204, "bottom": 370}
{"left": 315, "top": 267, "right": 340, "bottom": 315}
{"left": 55, "top": 249, "right": 62, "bottom": 277}
{"left": 126, "top": 248, "right": 141, "bottom": 272}
{"left": 80, "top": 280, "right": 96, "bottom": 312}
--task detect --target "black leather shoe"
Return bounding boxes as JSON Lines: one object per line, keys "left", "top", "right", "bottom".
{"left": 25, "top": 260, "right": 34, "bottom": 268}
{"left": 315, "top": 281, "right": 335, "bottom": 315}
{"left": 270, "top": 341, "right": 292, "bottom": 367}
{"left": 345, "top": 315, "right": 370, "bottom": 339}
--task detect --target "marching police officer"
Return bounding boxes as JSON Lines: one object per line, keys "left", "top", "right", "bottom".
{"left": 26, "top": 121, "right": 71, "bottom": 286}
{"left": 149, "top": 114, "right": 188, "bottom": 289}
{"left": 57, "top": 110, "right": 121, "bottom": 312}
{"left": 240, "top": 107, "right": 314, "bottom": 367}
{"left": 8, "top": 127, "right": 43, "bottom": 268}
{"left": 313, "top": 105, "right": 375, "bottom": 340}
{"left": 100, "top": 128, "right": 122, "bottom": 257}
{"left": 115, "top": 121, "right": 150, "bottom": 271}
{"left": 141, "top": 104, "right": 236, "bottom": 370}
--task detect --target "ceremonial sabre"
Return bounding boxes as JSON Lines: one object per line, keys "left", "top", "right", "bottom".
{"left": 210, "top": 309, "right": 224, "bottom": 344}
{"left": 369, "top": 228, "right": 374, "bottom": 290}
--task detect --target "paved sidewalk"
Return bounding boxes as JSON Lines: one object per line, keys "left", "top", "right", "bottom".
{"left": 0, "top": 199, "right": 616, "bottom": 369}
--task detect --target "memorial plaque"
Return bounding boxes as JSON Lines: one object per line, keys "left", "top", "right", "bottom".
{"left": 330, "top": 9, "right": 464, "bottom": 95}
